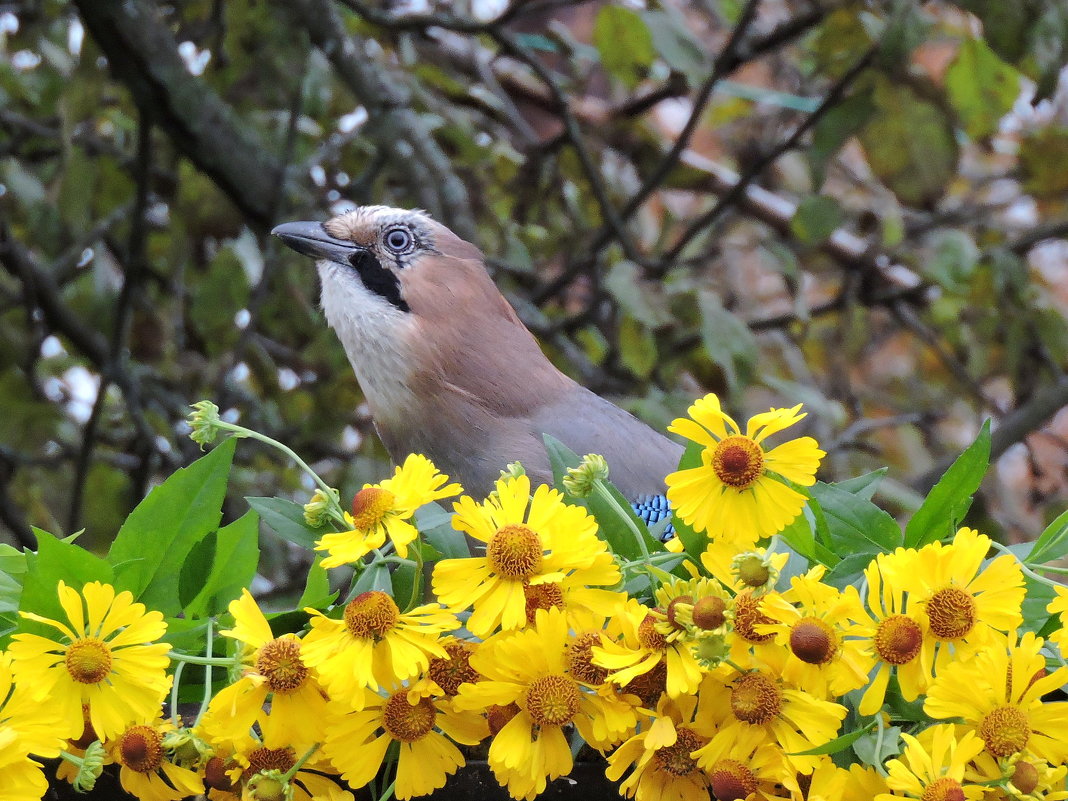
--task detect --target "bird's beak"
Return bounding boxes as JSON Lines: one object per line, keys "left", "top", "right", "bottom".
{"left": 271, "top": 221, "right": 361, "bottom": 264}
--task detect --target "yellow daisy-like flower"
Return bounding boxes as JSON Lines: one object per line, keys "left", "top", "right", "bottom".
{"left": 886, "top": 527, "right": 1025, "bottom": 674}
{"left": 854, "top": 551, "right": 931, "bottom": 716}
{"left": 301, "top": 591, "right": 458, "bottom": 708}
{"left": 593, "top": 597, "right": 705, "bottom": 699}
{"left": 665, "top": 394, "right": 825, "bottom": 542}
{"left": 969, "top": 749, "right": 1068, "bottom": 801}
{"left": 606, "top": 688, "right": 719, "bottom": 801}
{"left": 876, "top": 724, "right": 986, "bottom": 801}
{"left": 107, "top": 717, "right": 204, "bottom": 801}
{"left": 8, "top": 580, "right": 171, "bottom": 741}
{"left": 433, "top": 474, "right": 619, "bottom": 638}
{"left": 199, "top": 589, "right": 329, "bottom": 750}
{"left": 692, "top": 719, "right": 796, "bottom": 799}
{"left": 924, "top": 631, "right": 1068, "bottom": 764}
{"left": 650, "top": 577, "right": 732, "bottom": 643}
{"left": 452, "top": 608, "right": 613, "bottom": 800}
{"left": 323, "top": 681, "right": 486, "bottom": 800}
{"left": 316, "top": 453, "right": 461, "bottom": 566}
{"left": 700, "top": 655, "right": 847, "bottom": 774}
{"left": 755, "top": 566, "right": 871, "bottom": 698}
{"left": 1046, "top": 586, "right": 1068, "bottom": 655}
{"left": 0, "top": 651, "right": 67, "bottom": 801}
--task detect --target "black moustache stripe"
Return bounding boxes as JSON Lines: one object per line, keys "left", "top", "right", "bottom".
{"left": 348, "top": 250, "right": 410, "bottom": 313}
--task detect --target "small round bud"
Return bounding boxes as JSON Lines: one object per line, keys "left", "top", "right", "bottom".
{"left": 563, "top": 454, "right": 610, "bottom": 498}
{"left": 246, "top": 771, "right": 292, "bottom": 801}
{"left": 303, "top": 487, "right": 340, "bottom": 527}
{"left": 188, "top": 400, "right": 223, "bottom": 449}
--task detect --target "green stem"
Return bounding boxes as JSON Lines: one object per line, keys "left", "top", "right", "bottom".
{"left": 215, "top": 421, "right": 346, "bottom": 523}
{"left": 619, "top": 552, "right": 681, "bottom": 570}
{"left": 281, "top": 743, "right": 320, "bottom": 783}
{"left": 873, "top": 713, "right": 888, "bottom": 776}
{"left": 593, "top": 481, "right": 650, "bottom": 563}
{"left": 60, "top": 749, "right": 88, "bottom": 767}
{"left": 408, "top": 537, "right": 424, "bottom": 611}
{"left": 170, "top": 658, "right": 186, "bottom": 727}
{"left": 988, "top": 540, "right": 1060, "bottom": 589}
{"left": 1032, "top": 563, "right": 1068, "bottom": 575}
{"left": 376, "top": 778, "right": 397, "bottom": 801}
{"left": 194, "top": 617, "right": 214, "bottom": 727}
{"left": 167, "top": 652, "right": 234, "bottom": 667}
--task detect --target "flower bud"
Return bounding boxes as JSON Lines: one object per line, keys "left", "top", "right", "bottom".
{"left": 188, "top": 400, "right": 222, "bottom": 449}
{"left": 303, "top": 487, "right": 340, "bottom": 527}
{"left": 563, "top": 454, "right": 610, "bottom": 498}
{"left": 72, "top": 741, "right": 106, "bottom": 792}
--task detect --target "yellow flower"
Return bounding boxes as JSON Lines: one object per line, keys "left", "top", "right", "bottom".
{"left": 700, "top": 540, "right": 790, "bottom": 596}
{"left": 692, "top": 718, "right": 796, "bottom": 798}
{"left": 1046, "top": 586, "right": 1068, "bottom": 656}
{"left": 199, "top": 590, "right": 330, "bottom": 750}
{"left": 877, "top": 724, "right": 986, "bottom": 801}
{"left": 700, "top": 656, "right": 847, "bottom": 774}
{"left": 755, "top": 566, "right": 871, "bottom": 698}
{"left": 593, "top": 597, "right": 705, "bottom": 699}
{"left": 8, "top": 580, "right": 171, "bottom": 740}
{"left": 452, "top": 608, "right": 613, "bottom": 800}
{"left": 107, "top": 718, "right": 204, "bottom": 801}
{"left": 301, "top": 591, "right": 457, "bottom": 708}
{"left": 853, "top": 551, "right": 931, "bottom": 715}
{"left": 968, "top": 749, "right": 1068, "bottom": 801}
{"left": 316, "top": 453, "right": 461, "bottom": 566}
{"left": 0, "top": 651, "right": 67, "bottom": 801}
{"left": 885, "top": 527, "right": 1025, "bottom": 674}
{"left": 323, "top": 681, "right": 485, "bottom": 800}
{"left": 665, "top": 394, "right": 825, "bottom": 542}
{"left": 433, "top": 474, "right": 619, "bottom": 638}
{"left": 606, "top": 689, "right": 719, "bottom": 801}
{"left": 924, "top": 631, "right": 1068, "bottom": 764}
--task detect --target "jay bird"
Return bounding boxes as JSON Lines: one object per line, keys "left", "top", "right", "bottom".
{"left": 272, "top": 206, "right": 681, "bottom": 529}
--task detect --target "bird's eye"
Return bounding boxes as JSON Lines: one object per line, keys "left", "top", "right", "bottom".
{"left": 384, "top": 227, "right": 413, "bottom": 253}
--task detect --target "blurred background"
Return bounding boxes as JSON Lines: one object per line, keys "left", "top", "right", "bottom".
{"left": 2, "top": 0, "right": 1067, "bottom": 593}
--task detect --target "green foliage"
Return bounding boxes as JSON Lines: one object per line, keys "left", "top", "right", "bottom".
{"left": 592, "top": 7, "right": 655, "bottom": 88}
{"left": 946, "top": 38, "right": 1020, "bottom": 140}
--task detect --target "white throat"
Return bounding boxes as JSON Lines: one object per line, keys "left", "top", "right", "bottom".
{"left": 318, "top": 261, "right": 416, "bottom": 415}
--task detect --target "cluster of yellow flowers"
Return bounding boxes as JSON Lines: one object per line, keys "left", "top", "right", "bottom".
{"left": 3, "top": 394, "right": 1068, "bottom": 801}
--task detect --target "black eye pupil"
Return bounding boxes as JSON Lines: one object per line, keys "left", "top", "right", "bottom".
{"left": 387, "top": 230, "right": 410, "bottom": 250}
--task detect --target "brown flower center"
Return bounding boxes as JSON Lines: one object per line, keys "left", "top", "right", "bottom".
{"left": 119, "top": 725, "right": 164, "bottom": 773}
{"left": 344, "top": 591, "right": 399, "bottom": 640}
{"left": 921, "top": 776, "right": 967, "bottom": 801}
{"left": 524, "top": 582, "right": 565, "bottom": 622}
{"left": 566, "top": 631, "right": 608, "bottom": 685}
{"left": 978, "top": 705, "right": 1030, "bottom": 757}
{"left": 730, "top": 673, "right": 782, "bottom": 725}
{"left": 666, "top": 596, "right": 694, "bottom": 630}
{"left": 525, "top": 674, "right": 580, "bottom": 727}
{"left": 383, "top": 691, "right": 437, "bottom": 742}
{"left": 1011, "top": 761, "right": 1039, "bottom": 796}
{"left": 709, "top": 758, "right": 758, "bottom": 800}
{"left": 711, "top": 436, "right": 765, "bottom": 489}
{"left": 925, "top": 586, "right": 976, "bottom": 641}
{"left": 874, "top": 614, "right": 923, "bottom": 665}
{"left": 350, "top": 487, "right": 396, "bottom": 529}
{"left": 203, "top": 756, "right": 235, "bottom": 792}
{"left": 623, "top": 658, "right": 667, "bottom": 707}
{"left": 654, "top": 726, "right": 707, "bottom": 777}
{"left": 256, "top": 637, "right": 309, "bottom": 693}
{"left": 427, "top": 640, "right": 479, "bottom": 696}
{"left": 789, "top": 617, "right": 837, "bottom": 665}
{"left": 487, "top": 524, "right": 543, "bottom": 579}
{"left": 487, "top": 702, "right": 520, "bottom": 736}
{"left": 638, "top": 612, "right": 669, "bottom": 651}
{"left": 65, "top": 638, "right": 112, "bottom": 684}
{"left": 244, "top": 747, "right": 295, "bottom": 779}
{"left": 692, "top": 596, "right": 728, "bottom": 631}
{"left": 733, "top": 591, "right": 775, "bottom": 644}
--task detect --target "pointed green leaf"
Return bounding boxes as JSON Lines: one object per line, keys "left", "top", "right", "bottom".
{"left": 1026, "top": 508, "right": 1068, "bottom": 566}
{"left": 107, "top": 440, "right": 235, "bottom": 614}
{"left": 299, "top": 556, "right": 337, "bottom": 609}
{"left": 20, "top": 528, "right": 114, "bottom": 626}
{"left": 791, "top": 720, "right": 877, "bottom": 756}
{"left": 183, "top": 510, "right": 260, "bottom": 618}
{"left": 904, "top": 420, "right": 990, "bottom": 548}
{"left": 246, "top": 496, "right": 321, "bottom": 549}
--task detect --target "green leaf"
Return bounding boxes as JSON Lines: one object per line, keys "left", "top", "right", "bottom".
{"left": 904, "top": 420, "right": 990, "bottom": 548}
{"left": 618, "top": 314, "right": 657, "bottom": 378}
{"left": 1026, "top": 508, "right": 1068, "bottom": 566}
{"left": 833, "top": 469, "right": 887, "bottom": 501}
{"left": 641, "top": 9, "right": 707, "bottom": 82}
{"left": 810, "top": 482, "right": 902, "bottom": 553}
{"left": 946, "top": 38, "right": 1020, "bottom": 140}
{"left": 350, "top": 560, "right": 392, "bottom": 598}
{"left": 182, "top": 510, "right": 260, "bottom": 618}
{"left": 299, "top": 555, "right": 337, "bottom": 609}
{"left": 790, "top": 196, "right": 843, "bottom": 244}
{"left": 20, "top": 528, "right": 114, "bottom": 626}
{"left": 604, "top": 260, "right": 672, "bottom": 328}
{"left": 417, "top": 503, "right": 469, "bottom": 559}
{"left": 246, "top": 496, "right": 321, "bottom": 549}
{"left": 791, "top": 720, "right": 877, "bottom": 756}
{"left": 593, "top": 6, "right": 655, "bottom": 88}
{"left": 852, "top": 725, "right": 901, "bottom": 766}
{"left": 697, "top": 291, "right": 758, "bottom": 392}
{"left": 857, "top": 76, "right": 958, "bottom": 207}
{"left": 778, "top": 512, "right": 839, "bottom": 568}
{"left": 107, "top": 439, "right": 235, "bottom": 615}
